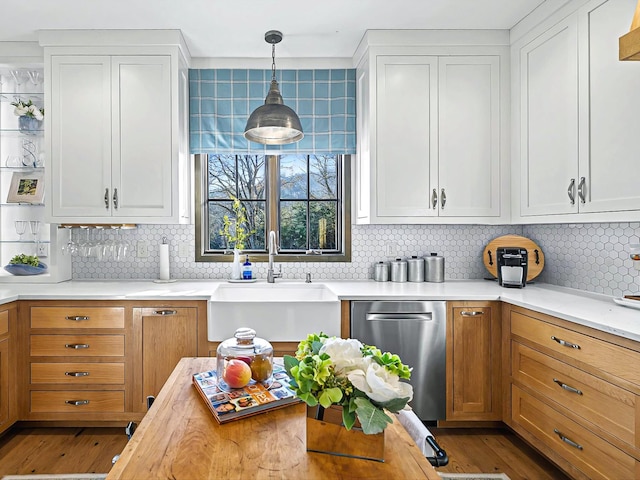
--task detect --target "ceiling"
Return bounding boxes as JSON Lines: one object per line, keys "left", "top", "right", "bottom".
{"left": 2, "top": 0, "right": 548, "bottom": 59}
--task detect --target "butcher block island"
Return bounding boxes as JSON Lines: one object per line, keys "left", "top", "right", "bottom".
{"left": 106, "top": 357, "right": 439, "bottom": 480}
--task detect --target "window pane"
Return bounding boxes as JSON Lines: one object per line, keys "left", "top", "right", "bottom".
{"left": 208, "top": 155, "right": 236, "bottom": 199}
{"left": 208, "top": 201, "right": 232, "bottom": 249}
{"left": 238, "top": 155, "right": 266, "bottom": 200}
{"left": 243, "top": 201, "right": 266, "bottom": 250}
{"left": 310, "top": 155, "right": 337, "bottom": 199}
{"left": 309, "top": 201, "right": 337, "bottom": 250}
{"left": 280, "top": 200, "right": 307, "bottom": 250}
{"left": 280, "top": 155, "right": 308, "bottom": 199}
{"left": 208, "top": 200, "right": 266, "bottom": 251}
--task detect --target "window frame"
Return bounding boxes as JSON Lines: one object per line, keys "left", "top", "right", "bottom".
{"left": 194, "top": 154, "right": 351, "bottom": 263}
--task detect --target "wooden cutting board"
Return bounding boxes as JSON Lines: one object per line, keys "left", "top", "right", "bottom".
{"left": 483, "top": 234, "right": 545, "bottom": 282}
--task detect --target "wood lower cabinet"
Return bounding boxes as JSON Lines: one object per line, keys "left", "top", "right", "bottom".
{"left": 0, "top": 303, "right": 17, "bottom": 433}
{"left": 446, "top": 301, "right": 501, "bottom": 421}
{"left": 131, "top": 305, "right": 198, "bottom": 412}
{"left": 504, "top": 304, "right": 640, "bottom": 479}
{"left": 18, "top": 300, "right": 206, "bottom": 423}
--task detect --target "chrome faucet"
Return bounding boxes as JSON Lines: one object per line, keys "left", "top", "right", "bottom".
{"left": 267, "top": 230, "right": 282, "bottom": 283}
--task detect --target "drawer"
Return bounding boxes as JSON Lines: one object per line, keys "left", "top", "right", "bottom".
{"left": 31, "top": 306, "right": 125, "bottom": 329}
{"left": 30, "top": 335, "right": 125, "bottom": 357}
{"left": 31, "top": 362, "right": 125, "bottom": 384}
{"left": 31, "top": 390, "right": 125, "bottom": 413}
{"left": 511, "top": 310, "right": 640, "bottom": 387}
{"left": 512, "top": 385, "right": 636, "bottom": 480}
{"left": 0, "top": 309, "right": 7, "bottom": 336}
{"left": 512, "top": 341, "right": 636, "bottom": 448}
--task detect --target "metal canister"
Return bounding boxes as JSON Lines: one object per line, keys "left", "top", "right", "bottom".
{"left": 424, "top": 252, "right": 445, "bottom": 283}
{"left": 390, "top": 258, "right": 408, "bottom": 283}
{"left": 373, "top": 261, "right": 390, "bottom": 282}
{"left": 407, "top": 256, "right": 425, "bottom": 282}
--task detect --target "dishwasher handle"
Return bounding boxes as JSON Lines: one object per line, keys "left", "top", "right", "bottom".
{"left": 365, "top": 313, "right": 433, "bottom": 322}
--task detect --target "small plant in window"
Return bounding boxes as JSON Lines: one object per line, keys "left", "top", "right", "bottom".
{"left": 219, "top": 196, "right": 255, "bottom": 251}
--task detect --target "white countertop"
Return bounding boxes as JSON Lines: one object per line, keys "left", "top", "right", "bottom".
{"left": 1, "top": 279, "right": 639, "bottom": 343}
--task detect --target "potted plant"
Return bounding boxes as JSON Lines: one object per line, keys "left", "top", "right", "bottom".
{"left": 284, "top": 333, "right": 413, "bottom": 461}
{"left": 11, "top": 99, "right": 44, "bottom": 132}
{"left": 219, "top": 196, "right": 255, "bottom": 280}
{"left": 4, "top": 253, "right": 48, "bottom": 276}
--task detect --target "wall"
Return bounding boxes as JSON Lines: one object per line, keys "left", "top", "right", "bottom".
{"left": 72, "top": 222, "right": 640, "bottom": 298}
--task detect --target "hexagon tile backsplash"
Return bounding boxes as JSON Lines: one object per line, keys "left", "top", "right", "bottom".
{"left": 72, "top": 222, "right": 640, "bottom": 298}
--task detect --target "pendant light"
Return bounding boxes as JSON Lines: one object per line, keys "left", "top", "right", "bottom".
{"left": 244, "top": 30, "right": 304, "bottom": 145}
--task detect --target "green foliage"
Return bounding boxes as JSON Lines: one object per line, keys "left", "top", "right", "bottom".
{"left": 353, "top": 397, "right": 393, "bottom": 435}
{"left": 362, "top": 345, "right": 412, "bottom": 379}
{"left": 9, "top": 254, "right": 39, "bottom": 267}
{"left": 218, "top": 195, "right": 255, "bottom": 250}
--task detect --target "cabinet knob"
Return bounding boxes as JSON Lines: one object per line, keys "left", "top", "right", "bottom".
{"left": 65, "top": 371, "right": 90, "bottom": 377}
{"left": 577, "top": 177, "right": 586, "bottom": 204}
{"left": 154, "top": 310, "right": 177, "bottom": 316}
{"left": 65, "top": 343, "right": 90, "bottom": 349}
{"left": 460, "top": 311, "right": 482, "bottom": 316}
{"left": 104, "top": 188, "right": 110, "bottom": 210}
{"left": 440, "top": 188, "right": 446, "bottom": 209}
{"left": 113, "top": 188, "right": 119, "bottom": 209}
{"left": 65, "top": 315, "right": 90, "bottom": 321}
{"left": 65, "top": 399, "right": 90, "bottom": 406}
{"left": 431, "top": 189, "right": 438, "bottom": 209}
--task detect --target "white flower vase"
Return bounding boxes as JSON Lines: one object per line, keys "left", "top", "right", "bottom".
{"left": 18, "top": 116, "right": 43, "bottom": 134}
{"left": 231, "top": 249, "right": 242, "bottom": 280}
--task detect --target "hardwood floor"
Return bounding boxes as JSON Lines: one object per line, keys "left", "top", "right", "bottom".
{"left": 431, "top": 427, "right": 570, "bottom": 480}
{"left": 0, "top": 426, "right": 128, "bottom": 476}
{"left": 0, "top": 426, "right": 568, "bottom": 479}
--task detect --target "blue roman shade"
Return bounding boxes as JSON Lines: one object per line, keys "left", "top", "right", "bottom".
{"left": 189, "top": 69, "right": 356, "bottom": 155}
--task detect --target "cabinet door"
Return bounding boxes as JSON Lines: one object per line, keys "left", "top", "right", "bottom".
{"left": 446, "top": 302, "right": 501, "bottom": 421}
{"left": 0, "top": 305, "right": 15, "bottom": 432}
{"left": 132, "top": 307, "right": 197, "bottom": 412}
{"left": 112, "top": 56, "right": 173, "bottom": 218}
{"left": 438, "top": 56, "right": 500, "bottom": 217}
{"left": 375, "top": 55, "right": 438, "bottom": 218}
{"left": 519, "top": 16, "right": 579, "bottom": 216}
{"left": 0, "top": 337, "right": 8, "bottom": 430}
{"left": 578, "top": 0, "right": 640, "bottom": 213}
{"left": 50, "top": 56, "right": 112, "bottom": 218}
{"left": 355, "top": 59, "right": 371, "bottom": 222}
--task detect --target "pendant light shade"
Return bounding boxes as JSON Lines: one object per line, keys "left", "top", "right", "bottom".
{"left": 244, "top": 31, "right": 304, "bottom": 145}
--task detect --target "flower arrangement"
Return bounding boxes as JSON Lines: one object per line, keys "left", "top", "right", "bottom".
{"left": 219, "top": 195, "right": 255, "bottom": 250}
{"left": 11, "top": 99, "right": 44, "bottom": 120}
{"left": 284, "top": 333, "right": 413, "bottom": 435}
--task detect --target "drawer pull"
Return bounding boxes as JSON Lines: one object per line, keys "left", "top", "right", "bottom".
{"left": 154, "top": 310, "right": 177, "bottom": 316}
{"left": 65, "top": 343, "right": 90, "bottom": 349}
{"left": 460, "top": 311, "right": 482, "bottom": 316}
{"left": 551, "top": 336, "right": 581, "bottom": 349}
{"left": 65, "top": 371, "right": 90, "bottom": 377}
{"left": 66, "top": 316, "right": 90, "bottom": 321}
{"left": 553, "top": 428, "right": 583, "bottom": 450}
{"left": 553, "top": 378, "right": 583, "bottom": 395}
{"left": 65, "top": 399, "right": 90, "bottom": 406}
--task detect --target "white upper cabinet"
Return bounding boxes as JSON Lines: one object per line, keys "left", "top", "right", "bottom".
{"left": 513, "top": 0, "right": 640, "bottom": 222}
{"left": 518, "top": 15, "right": 579, "bottom": 216}
{"left": 41, "top": 30, "right": 191, "bottom": 224}
{"left": 578, "top": 0, "right": 640, "bottom": 214}
{"left": 354, "top": 31, "right": 509, "bottom": 225}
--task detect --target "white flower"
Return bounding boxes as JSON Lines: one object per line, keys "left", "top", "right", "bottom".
{"left": 348, "top": 362, "right": 414, "bottom": 404}
{"left": 14, "top": 105, "right": 29, "bottom": 117}
{"left": 319, "top": 337, "right": 369, "bottom": 373}
{"left": 32, "top": 108, "right": 44, "bottom": 121}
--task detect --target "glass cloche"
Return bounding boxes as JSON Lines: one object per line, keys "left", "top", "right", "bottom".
{"left": 216, "top": 327, "right": 274, "bottom": 392}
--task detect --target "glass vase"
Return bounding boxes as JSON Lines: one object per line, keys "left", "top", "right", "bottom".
{"left": 18, "top": 116, "right": 43, "bottom": 133}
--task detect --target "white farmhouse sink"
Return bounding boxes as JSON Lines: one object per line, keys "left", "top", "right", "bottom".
{"left": 207, "top": 282, "right": 341, "bottom": 342}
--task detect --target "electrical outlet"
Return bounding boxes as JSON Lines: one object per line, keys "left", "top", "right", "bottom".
{"left": 137, "top": 240, "right": 149, "bottom": 258}
{"left": 385, "top": 241, "right": 397, "bottom": 257}
{"left": 36, "top": 243, "right": 49, "bottom": 257}
{"left": 178, "top": 243, "right": 190, "bottom": 258}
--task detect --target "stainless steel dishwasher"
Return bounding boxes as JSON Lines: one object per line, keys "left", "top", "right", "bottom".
{"left": 350, "top": 300, "right": 446, "bottom": 421}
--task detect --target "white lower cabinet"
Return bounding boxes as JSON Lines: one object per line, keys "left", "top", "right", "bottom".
{"left": 514, "top": 0, "right": 640, "bottom": 222}
{"left": 355, "top": 32, "right": 509, "bottom": 225}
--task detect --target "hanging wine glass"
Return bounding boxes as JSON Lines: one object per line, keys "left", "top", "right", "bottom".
{"left": 10, "top": 70, "right": 27, "bottom": 90}
{"left": 28, "top": 70, "right": 43, "bottom": 86}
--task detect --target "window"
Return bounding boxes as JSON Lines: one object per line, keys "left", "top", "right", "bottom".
{"left": 195, "top": 154, "right": 351, "bottom": 262}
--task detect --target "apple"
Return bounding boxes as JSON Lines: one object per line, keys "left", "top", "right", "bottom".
{"left": 223, "top": 359, "right": 252, "bottom": 388}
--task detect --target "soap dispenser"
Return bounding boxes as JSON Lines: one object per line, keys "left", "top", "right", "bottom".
{"left": 242, "top": 255, "right": 252, "bottom": 280}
